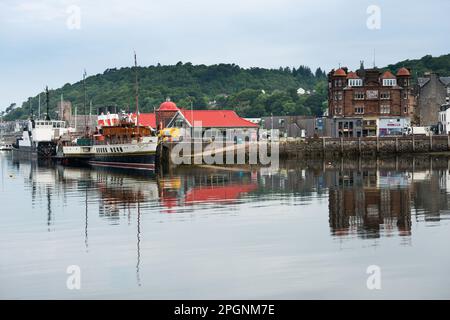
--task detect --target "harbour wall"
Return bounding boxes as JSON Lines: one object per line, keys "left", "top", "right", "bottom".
{"left": 159, "top": 135, "right": 450, "bottom": 167}
{"left": 279, "top": 135, "right": 450, "bottom": 158}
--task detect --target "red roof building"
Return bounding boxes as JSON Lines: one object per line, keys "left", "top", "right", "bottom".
{"left": 131, "top": 113, "right": 156, "bottom": 129}
{"left": 176, "top": 109, "right": 258, "bottom": 128}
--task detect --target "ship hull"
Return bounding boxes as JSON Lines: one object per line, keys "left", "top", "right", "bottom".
{"left": 62, "top": 141, "right": 158, "bottom": 171}
{"left": 12, "top": 142, "right": 56, "bottom": 159}
{"left": 88, "top": 154, "right": 156, "bottom": 170}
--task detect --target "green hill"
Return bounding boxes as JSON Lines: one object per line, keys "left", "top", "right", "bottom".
{"left": 385, "top": 53, "right": 450, "bottom": 79}
{"left": 3, "top": 53, "right": 450, "bottom": 121}
{"left": 2, "top": 63, "right": 327, "bottom": 121}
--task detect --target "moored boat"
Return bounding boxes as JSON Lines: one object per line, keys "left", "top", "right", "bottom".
{"left": 62, "top": 120, "right": 158, "bottom": 171}
{"left": 12, "top": 119, "right": 69, "bottom": 158}
{"left": 0, "top": 143, "right": 13, "bottom": 151}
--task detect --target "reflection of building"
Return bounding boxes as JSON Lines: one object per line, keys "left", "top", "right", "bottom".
{"left": 328, "top": 170, "right": 411, "bottom": 238}
{"left": 158, "top": 169, "right": 257, "bottom": 213}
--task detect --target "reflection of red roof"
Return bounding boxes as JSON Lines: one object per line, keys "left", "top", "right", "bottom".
{"left": 184, "top": 184, "right": 257, "bottom": 204}
{"left": 131, "top": 113, "right": 156, "bottom": 129}
{"left": 179, "top": 109, "right": 258, "bottom": 128}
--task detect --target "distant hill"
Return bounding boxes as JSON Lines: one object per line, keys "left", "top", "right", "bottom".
{"left": 2, "top": 63, "right": 327, "bottom": 121}
{"left": 3, "top": 54, "right": 450, "bottom": 121}
{"left": 385, "top": 53, "right": 450, "bottom": 78}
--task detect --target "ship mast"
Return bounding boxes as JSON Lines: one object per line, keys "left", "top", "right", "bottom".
{"left": 45, "top": 86, "right": 50, "bottom": 121}
{"left": 134, "top": 51, "right": 140, "bottom": 136}
{"left": 83, "top": 69, "right": 88, "bottom": 134}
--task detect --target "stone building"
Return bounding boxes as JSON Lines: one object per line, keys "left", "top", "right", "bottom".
{"left": 57, "top": 100, "right": 72, "bottom": 122}
{"left": 261, "top": 116, "right": 315, "bottom": 138}
{"left": 416, "top": 73, "right": 450, "bottom": 126}
{"left": 328, "top": 62, "right": 414, "bottom": 137}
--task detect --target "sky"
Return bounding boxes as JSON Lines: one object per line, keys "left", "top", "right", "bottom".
{"left": 0, "top": 0, "right": 449, "bottom": 110}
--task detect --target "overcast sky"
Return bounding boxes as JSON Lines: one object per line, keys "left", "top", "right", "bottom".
{"left": 1, "top": 0, "right": 449, "bottom": 110}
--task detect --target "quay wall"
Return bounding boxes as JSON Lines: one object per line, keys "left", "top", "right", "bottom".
{"left": 159, "top": 136, "right": 450, "bottom": 167}
{"left": 278, "top": 136, "right": 450, "bottom": 158}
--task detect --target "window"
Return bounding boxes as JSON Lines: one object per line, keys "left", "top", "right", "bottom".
{"left": 354, "top": 106, "right": 364, "bottom": 114}
{"left": 334, "top": 106, "right": 342, "bottom": 115}
{"left": 354, "top": 92, "right": 364, "bottom": 100}
{"left": 447, "top": 87, "right": 450, "bottom": 95}
{"left": 337, "top": 92, "right": 343, "bottom": 100}
{"left": 348, "top": 79, "right": 362, "bottom": 87}
{"left": 278, "top": 119, "right": 285, "bottom": 126}
{"left": 403, "top": 92, "right": 408, "bottom": 99}
{"left": 380, "top": 92, "right": 390, "bottom": 100}
{"left": 174, "top": 119, "right": 184, "bottom": 128}
{"left": 383, "top": 79, "right": 397, "bottom": 86}
{"left": 380, "top": 105, "right": 390, "bottom": 114}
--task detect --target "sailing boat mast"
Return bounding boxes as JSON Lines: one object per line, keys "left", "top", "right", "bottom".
{"left": 134, "top": 51, "right": 140, "bottom": 136}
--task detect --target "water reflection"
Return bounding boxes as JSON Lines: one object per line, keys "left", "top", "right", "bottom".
{"left": 3, "top": 153, "right": 450, "bottom": 298}
{"left": 6, "top": 154, "right": 450, "bottom": 239}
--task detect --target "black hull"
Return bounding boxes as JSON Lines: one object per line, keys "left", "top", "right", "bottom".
{"left": 12, "top": 142, "right": 56, "bottom": 159}
{"left": 62, "top": 153, "right": 157, "bottom": 171}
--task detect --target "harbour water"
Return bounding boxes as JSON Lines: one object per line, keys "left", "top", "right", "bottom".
{"left": 1, "top": 152, "right": 450, "bottom": 299}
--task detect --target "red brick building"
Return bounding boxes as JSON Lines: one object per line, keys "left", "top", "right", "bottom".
{"left": 328, "top": 63, "right": 414, "bottom": 137}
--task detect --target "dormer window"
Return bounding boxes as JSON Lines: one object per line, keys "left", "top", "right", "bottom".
{"left": 383, "top": 79, "right": 397, "bottom": 87}
{"left": 348, "top": 79, "right": 362, "bottom": 87}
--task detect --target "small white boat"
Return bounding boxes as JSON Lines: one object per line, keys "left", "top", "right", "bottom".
{"left": 0, "top": 143, "right": 13, "bottom": 151}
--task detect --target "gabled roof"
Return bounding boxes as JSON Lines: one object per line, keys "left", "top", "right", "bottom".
{"left": 441, "top": 77, "right": 450, "bottom": 86}
{"left": 178, "top": 109, "right": 259, "bottom": 128}
{"left": 380, "top": 70, "right": 396, "bottom": 79}
{"left": 346, "top": 71, "right": 359, "bottom": 79}
{"left": 418, "top": 76, "right": 450, "bottom": 88}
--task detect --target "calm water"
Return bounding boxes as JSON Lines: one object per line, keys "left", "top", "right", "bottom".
{"left": 1, "top": 152, "right": 450, "bottom": 299}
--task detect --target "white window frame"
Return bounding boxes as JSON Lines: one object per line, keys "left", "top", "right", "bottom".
{"left": 348, "top": 79, "right": 362, "bottom": 87}
{"left": 380, "top": 104, "right": 391, "bottom": 114}
{"left": 383, "top": 79, "right": 397, "bottom": 87}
